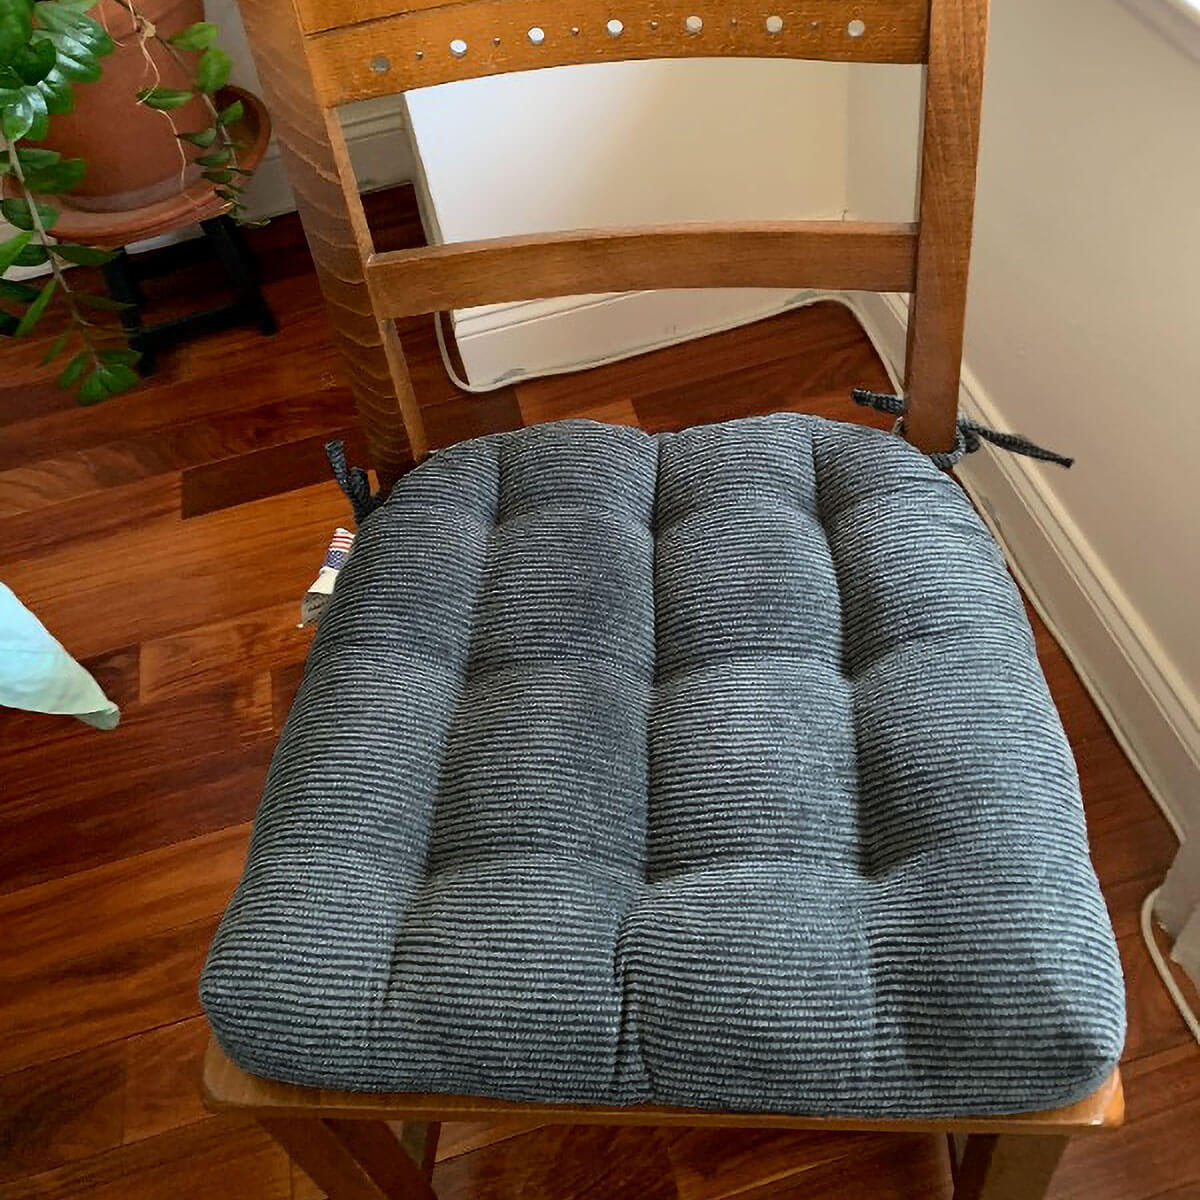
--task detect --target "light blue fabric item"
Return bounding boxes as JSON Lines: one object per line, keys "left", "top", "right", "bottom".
{"left": 0, "top": 583, "right": 119, "bottom": 730}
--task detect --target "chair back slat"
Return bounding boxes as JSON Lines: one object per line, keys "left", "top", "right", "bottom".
{"left": 306, "top": 0, "right": 932, "bottom": 103}
{"left": 366, "top": 222, "right": 918, "bottom": 317}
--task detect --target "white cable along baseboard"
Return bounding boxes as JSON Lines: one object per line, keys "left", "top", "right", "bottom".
{"left": 449, "top": 288, "right": 821, "bottom": 390}
{"left": 241, "top": 104, "right": 415, "bottom": 223}
{"left": 854, "top": 290, "right": 1200, "bottom": 846}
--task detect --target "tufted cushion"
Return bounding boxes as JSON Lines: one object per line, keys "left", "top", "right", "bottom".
{"left": 201, "top": 415, "right": 1125, "bottom": 1116}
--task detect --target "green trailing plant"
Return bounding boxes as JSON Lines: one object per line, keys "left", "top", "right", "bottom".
{"left": 0, "top": 0, "right": 250, "bottom": 401}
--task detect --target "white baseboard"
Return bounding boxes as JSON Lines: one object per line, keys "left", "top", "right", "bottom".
{"left": 855, "top": 291, "right": 1199, "bottom": 842}
{"left": 451, "top": 287, "right": 815, "bottom": 389}
{"left": 241, "top": 103, "right": 414, "bottom": 223}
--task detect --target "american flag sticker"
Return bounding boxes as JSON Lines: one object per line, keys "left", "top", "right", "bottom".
{"left": 299, "top": 527, "right": 355, "bottom": 628}
{"left": 324, "top": 527, "right": 355, "bottom": 572}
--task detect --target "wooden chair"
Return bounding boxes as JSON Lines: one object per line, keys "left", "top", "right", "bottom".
{"left": 204, "top": 0, "right": 1126, "bottom": 1195}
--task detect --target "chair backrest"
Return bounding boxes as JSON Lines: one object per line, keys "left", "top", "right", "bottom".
{"left": 236, "top": 0, "right": 988, "bottom": 481}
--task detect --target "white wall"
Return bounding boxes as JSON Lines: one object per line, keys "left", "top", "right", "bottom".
{"left": 847, "top": 0, "right": 1200, "bottom": 833}
{"left": 404, "top": 58, "right": 851, "bottom": 385}
{"left": 209, "top": 0, "right": 416, "bottom": 219}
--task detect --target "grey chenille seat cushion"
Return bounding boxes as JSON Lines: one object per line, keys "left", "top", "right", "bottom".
{"left": 201, "top": 413, "right": 1125, "bottom": 1116}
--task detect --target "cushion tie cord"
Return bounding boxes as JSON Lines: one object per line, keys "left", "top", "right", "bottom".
{"left": 850, "top": 389, "right": 1075, "bottom": 470}
{"left": 325, "top": 393, "right": 1073, "bottom": 528}
{"left": 325, "top": 440, "right": 383, "bottom": 524}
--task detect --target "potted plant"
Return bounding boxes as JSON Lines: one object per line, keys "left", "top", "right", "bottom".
{"left": 0, "top": 0, "right": 252, "bottom": 401}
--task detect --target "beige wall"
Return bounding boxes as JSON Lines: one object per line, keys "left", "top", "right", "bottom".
{"left": 848, "top": 0, "right": 1200, "bottom": 829}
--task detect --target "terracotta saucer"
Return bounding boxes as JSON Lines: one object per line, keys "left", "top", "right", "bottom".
{"left": 35, "top": 86, "right": 272, "bottom": 248}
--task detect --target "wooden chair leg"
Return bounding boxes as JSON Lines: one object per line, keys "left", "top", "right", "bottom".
{"left": 951, "top": 1132, "right": 1069, "bottom": 1200}
{"left": 396, "top": 1120, "right": 441, "bottom": 1177}
{"left": 260, "top": 1116, "right": 439, "bottom": 1200}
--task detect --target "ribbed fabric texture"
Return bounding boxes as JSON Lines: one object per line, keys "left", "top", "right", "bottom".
{"left": 201, "top": 414, "right": 1125, "bottom": 1116}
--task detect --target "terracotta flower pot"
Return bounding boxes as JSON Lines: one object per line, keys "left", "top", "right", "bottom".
{"left": 38, "top": 0, "right": 213, "bottom": 212}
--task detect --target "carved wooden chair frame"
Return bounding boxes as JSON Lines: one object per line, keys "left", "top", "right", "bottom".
{"left": 204, "top": 1, "right": 1125, "bottom": 1196}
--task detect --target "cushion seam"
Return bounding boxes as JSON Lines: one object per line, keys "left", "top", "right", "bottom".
{"left": 611, "top": 430, "right": 662, "bottom": 1101}
{"left": 382, "top": 439, "right": 503, "bottom": 1016}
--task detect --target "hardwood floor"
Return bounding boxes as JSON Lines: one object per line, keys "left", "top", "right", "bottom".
{"left": 0, "top": 186, "right": 1195, "bottom": 1199}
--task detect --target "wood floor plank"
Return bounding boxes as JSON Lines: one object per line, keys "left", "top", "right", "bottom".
{"left": 0, "top": 644, "right": 140, "bottom": 748}
{"left": 516, "top": 392, "right": 639, "bottom": 429}
{"left": 0, "top": 743, "right": 267, "bottom": 895}
{"left": 4, "top": 481, "right": 350, "bottom": 660}
{"left": 1118, "top": 928, "right": 1197, "bottom": 1063}
{"left": 1089, "top": 811, "right": 1180, "bottom": 907}
{"left": 0, "top": 476, "right": 181, "bottom": 564}
{"left": 0, "top": 1019, "right": 228, "bottom": 1187}
{"left": 290, "top": 1162, "right": 324, "bottom": 1200}
{"left": 1122, "top": 1042, "right": 1200, "bottom": 1118}
{"left": 422, "top": 386, "right": 525, "bottom": 450}
{"left": 0, "top": 347, "right": 78, "bottom": 424}
{"left": 0, "top": 916, "right": 218, "bottom": 1076}
{"left": 513, "top": 302, "right": 871, "bottom": 422}
{"left": 431, "top": 1125, "right": 678, "bottom": 1200}
{"left": 1104, "top": 868, "right": 1176, "bottom": 941}
{"left": 3, "top": 676, "right": 273, "bottom": 820}
{"left": 0, "top": 826, "right": 249, "bottom": 978}
{"left": 0, "top": 1043, "right": 126, "bottom": 1184}
{"left": 139, "top": 602, "right": 313, "bottom": 702}
{"left": 180, "top": 426, "right": 369, "bottom": 518}
{"left": 0, "top": 1115, "right": 290, "bottom": 1200}
{"left": 665, "top": 1127, "right": 901, "bottom": 1200}
{"left": 0, "top": 364, "right": 295, "bottom": 481}
{"left": 698, "top": 1133, "right": 950, "bottom": 1200}
{"left": 271, "top": 660, "right": 308, "bottom": 732}
{"left": 634, "top": 339, "right": 893, "bottom": 437}
{"left": 0, "top": 280, "right": 345, "bottom": 476}
{"left": 122, "top": 1019, "right": 214, "bottom": 1145}
{"left": 0, "top": 387, "right": 364, "bottom": 517}
{"left": 434, "top": 1120, "right": 549, "bottom": 1163}
{"left": 1052, "top": 1044, "right": 1200, "bottom": 1200}
{"left": 82, "top": 645, "right": 143, "bottom": 709}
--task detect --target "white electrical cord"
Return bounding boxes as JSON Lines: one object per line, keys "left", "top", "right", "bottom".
{"left": 433, "top": 310, "right": 482, "bottom": 394}
{"left": 431, "top": 291, "right": 905, "bottom": 396}
{"left": 1140, "top": 887, "right": 1200, "bottom": 1046}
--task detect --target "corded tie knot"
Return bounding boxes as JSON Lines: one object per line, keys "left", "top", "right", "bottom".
{"left": 850, "top": 389, "right": 1074, "bottom": 470}
{"left": 325, "top": 440, "right": 383, "bottom": 524}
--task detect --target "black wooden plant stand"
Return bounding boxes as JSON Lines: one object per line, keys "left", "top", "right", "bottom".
{"left": 101, "top": 215, "right": 277, "bottom": 373}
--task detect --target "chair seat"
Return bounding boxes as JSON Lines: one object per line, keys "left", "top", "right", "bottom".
{"left": 201, "top": 414, "right": 1124, "bottom": 1117}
